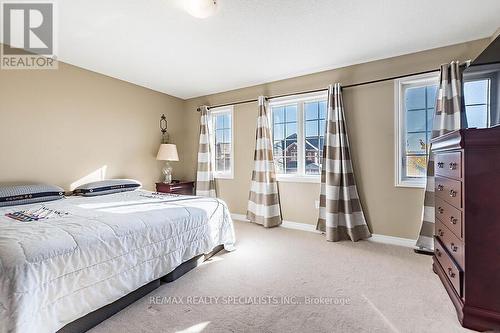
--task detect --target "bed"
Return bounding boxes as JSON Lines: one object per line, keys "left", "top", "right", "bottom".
{"left": 0, "top": 190, "right": 236, "bottom": 333}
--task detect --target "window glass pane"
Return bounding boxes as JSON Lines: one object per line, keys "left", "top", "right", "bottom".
{"left": 285, "top": 122, "right": 297, "bottom": 138}
{"left": 405, "top": 86, "right": 426, "bottom": 110}
{"left": 215, "top": 129, "right": 224, "bottom": 143}
{"left": 305, "top": 160, "right": 320, "bottom": 175}
{"left": 305, "top": 120, "right": 319, "bottom": 137}
{"left": 406, "top": 132, "right": 427, "bottom": 154}
{"left": 464, "top": 80, "right": 489, "bottom": 105}
{"left": 406, "top": 156, "right": 427, "bottom": 178}
{"left": 305, "top": 102, "right": 319, "bottom": 120}
{"left": 273, "top": 141, "right": 284, "bottom": 157}
{"left": 319, "top": 120, "right": 326, "bottom": 136}
{"left": 273, "top": 123, "right": 285, "bottom": 140}
{"left": 285, "top": 140, "right": 297, "bottom": 157}
{"left": 426, "top": 85, "right": 438, "bottom": 107}
{"left": 305, "top": 137, "right": 319, "bottom": 150}
{"left": 273, "top": 106, "right": 285, "bottom": 123}
{"left": 225, "top": 158, "right": 231, "bottom": 173}
{"left": 220, "top": 113, "right": 229, "bottom": 128}
{"left": 319, "top": 101, "right": 327, "bottom": 119}
{"left": 215, "top": 143, "right": 221, "bottom": 159}
{"left": 220, "top": 142, "right": 231, "bottom": 158}
{"left": 285, "top": 157, "right": 297, "bottom": 174}
{"left": 223, "top": 129, "right": 231, "bottom": 143}
{"left": 427, "top": 108, "right": 434, "bottom": 131}
{"left": 216, "top": 115, "right": 224, "bottom": 129}
{"left": 216, "top": 159, "right": 224, "bottom": 172}
{"left": 275, "top": 157, "right": 285, "bottom": 173}
{"left": 406, "top": 109, "right": 426, "bottom": 132}
{"left": 466, "top": 105, "right": 488, "bottom": 128}
{"left": 285, "top": 105, "right": 297, "bottom": 122}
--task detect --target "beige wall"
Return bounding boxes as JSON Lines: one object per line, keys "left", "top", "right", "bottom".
{"left": 0, "top": 37, "right": 492, "bottom": 240}
{"left": 178, "top": 38, "right": 490, "bottom": 239}
{"left": 0, "top": 59, "right": 184, "bottom": 191}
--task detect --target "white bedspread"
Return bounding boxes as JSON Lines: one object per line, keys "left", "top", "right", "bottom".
{"left": 0, "top": 190, "right": 236, "bottom": 333}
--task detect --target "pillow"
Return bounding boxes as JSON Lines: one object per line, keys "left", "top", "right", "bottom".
{"left": 73, "top": 179, "right": 141, "bottom": 197}
{"left": 0, "top": 184, "right": 65, "bottom": 207}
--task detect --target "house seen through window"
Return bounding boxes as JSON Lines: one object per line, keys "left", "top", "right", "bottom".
{"left": 270, "top": 92, "right": 327, "bottom": 180}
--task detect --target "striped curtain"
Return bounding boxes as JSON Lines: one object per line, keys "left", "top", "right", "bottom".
{"left": 316, "top": 84, "right": 371, "bottom": 242}
{"left": 246, "top": 96, "right": 282, "bottom": 228}
{"left": 416, "top": 61, "right": 465, "bottom": 250}
{"left": 195, "top": 106, "right": 217, "bottom": 197}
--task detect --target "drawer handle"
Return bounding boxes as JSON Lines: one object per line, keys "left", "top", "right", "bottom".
{"left": 438, "top": 229, "right": 444, "bottom": 237}
{"left": 449, "top": 190, "right": 457, "bottom": 197}
{"left": 448, "top": 268, "right": 456, "bottom": 278}
{"left": 450, "top": 243, "right": 458, "bottom": 252}
{"left": 437, "top": 206, "right": 444, "bottom": 214}
{"left": 437, "top": 184, "right": 444, "bottom": 191}
{"left": 450, "top": 216, "right": 458, "bottom": 225}
{"left": 437, "top": 162, "right": 444, "bottom": 168}
{"left": 436, "top": 249, "right": 442, "bottom": 257}
{"left": 449, "top": 162, "right": 457, "bottom": 170}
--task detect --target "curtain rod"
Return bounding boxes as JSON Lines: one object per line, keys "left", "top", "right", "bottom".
{"left": 201, "top": 62, "right": 469, "bottom": 111}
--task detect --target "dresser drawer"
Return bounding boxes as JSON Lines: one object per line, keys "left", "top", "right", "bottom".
{"left": 435, "top": 176, "right": 462, "bottom": 208}
{"left": 435, "top": 151, "right": 462, "bottom": 180}
{"left": 434, "top": 237, "right": 462, "bottom": 297}
{"left": 435, "top": 197, "right": 462, "bottom": 239}
{"left": 156, "top": 182, "right": 195, "bottom": 195}
{"left": 435, "top": 219, "right": 464, "bottom": 269}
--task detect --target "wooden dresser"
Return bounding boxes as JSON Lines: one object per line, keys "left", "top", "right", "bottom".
{"left": 431, "top": 127, "right": 500, "bottom": 331}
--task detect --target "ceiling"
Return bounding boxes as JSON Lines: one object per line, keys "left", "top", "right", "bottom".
{"left": 16, "top": 1, "right": 500, "bottom": 98}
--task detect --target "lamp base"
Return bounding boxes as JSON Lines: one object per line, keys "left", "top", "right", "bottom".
{"left": 162, "top": 162, "right": 173, "bottom": 184}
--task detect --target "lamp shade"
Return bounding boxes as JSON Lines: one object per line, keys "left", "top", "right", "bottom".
{"left": 156, "top": 144, "right": 179, "bottom": 161}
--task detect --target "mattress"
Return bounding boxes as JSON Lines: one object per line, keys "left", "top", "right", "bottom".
{"left": 0, "top": 190, "right": 236, "bottom": 333}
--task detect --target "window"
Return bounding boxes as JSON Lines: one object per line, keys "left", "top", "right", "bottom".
{"left": 270, "top": 92, "right": 327, "bottom": 182}
{"left": 395, "top": 73, "right": 492, "bottom": 188}
{"left": 211, "top": 106, "right": 234, "bottom": 179}
{"left": 395, "top": 73, "right": 439, "bottom": 187}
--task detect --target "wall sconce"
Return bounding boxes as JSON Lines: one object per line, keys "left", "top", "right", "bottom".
{"left": 160, "top": 114, "right": 169, "bottom": 143}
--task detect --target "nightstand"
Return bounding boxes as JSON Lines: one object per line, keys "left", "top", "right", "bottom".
{"left": 155, "top": 181, "right": 195, "bottom": 195}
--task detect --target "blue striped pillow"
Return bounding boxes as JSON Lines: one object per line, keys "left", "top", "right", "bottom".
{"left": 0, "top": 184, "right": 64, "bottom": 207}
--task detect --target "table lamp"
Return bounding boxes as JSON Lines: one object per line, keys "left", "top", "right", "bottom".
{"left": 156, "top": 144, "right": 179, "bottom": 184}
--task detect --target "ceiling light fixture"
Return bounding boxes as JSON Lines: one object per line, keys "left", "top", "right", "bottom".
{"left": 185, "top": 0, "right": 218, "bottom": 19}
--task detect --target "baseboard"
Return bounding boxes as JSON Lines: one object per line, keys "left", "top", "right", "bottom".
{"left": 230, "top": 213, "right": 417, "bottom": 248}
{"left": 368, "top": 234, "right": 417, "bottom": 249}
{"left": 231, "top": 213, "right": 318, "bottom": 233}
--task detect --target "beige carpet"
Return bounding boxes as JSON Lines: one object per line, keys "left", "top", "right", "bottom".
{"left": 90, "top": 220, "right": 471, "bottom": 333}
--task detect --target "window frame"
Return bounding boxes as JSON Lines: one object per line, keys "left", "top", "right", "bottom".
{"left": 394, "top": 72, "right": 439, "bottom": 188}
{"left": 269, "top": 91, "right": 328, "bottom": 183}
{"left": 210, "top": 106, "right": 234, "bottom": 179}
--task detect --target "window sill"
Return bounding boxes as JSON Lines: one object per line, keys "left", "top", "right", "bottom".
{"left": 395, "top": 180, "right": 425, "bottom": 189}
{"left": 215, "top": 174, "right": 234, "bottom": 180}
{"left": 277, "top": 175, "right": 321, "bottom": 184}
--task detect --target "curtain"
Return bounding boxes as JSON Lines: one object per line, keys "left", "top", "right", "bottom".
{"left": 195, "top": 106, "right": 217, "bottom": 197}
{"left": 246, "top": 96, "right": 282, "bottom": 227}
{"left": 416, "top": 61, "right": 465, "bottom": 250}
{"left": 316, "top": 84, "right": 371, "bottom": 242}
